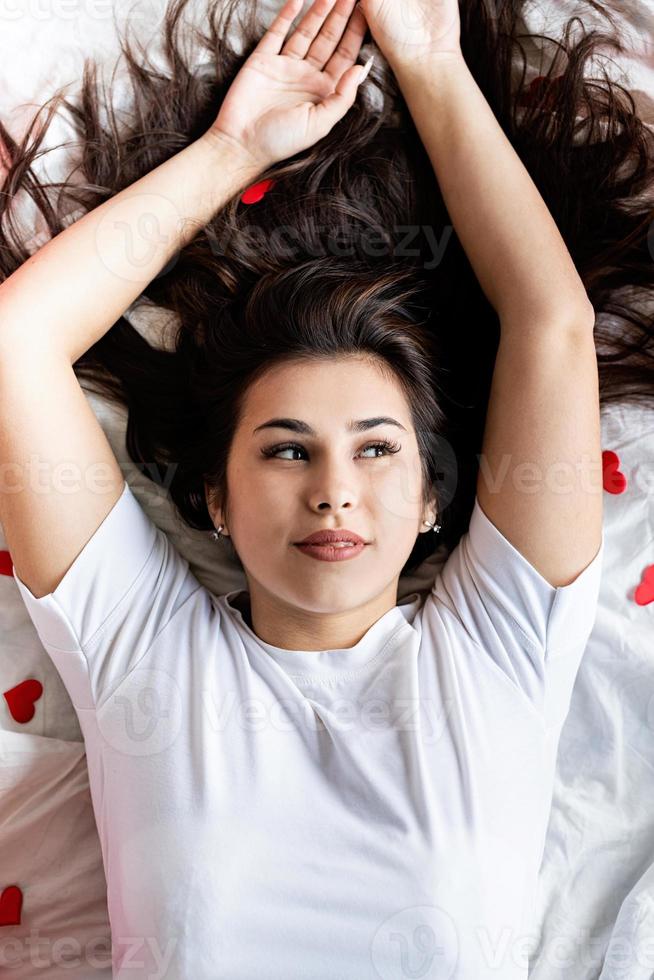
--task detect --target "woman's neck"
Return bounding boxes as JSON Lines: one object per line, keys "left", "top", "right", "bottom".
{"left": 242, "top": 580, "right": 399, "bottom": 651}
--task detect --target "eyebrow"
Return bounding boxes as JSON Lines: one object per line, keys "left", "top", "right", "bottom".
{"left": 252, "top": 417, "right": 408, "bottom": 436}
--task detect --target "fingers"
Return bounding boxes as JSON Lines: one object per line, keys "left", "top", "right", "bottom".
{"left": 282, "top": 0, "right": 362, "bottom": 73}
{"left": 311, "top": 55, "right": 372, "bottom": 134}
{"left": 321, "top": 3, "right": 368, "bottom": 82}
{"left": 281, "top": 0, "right": 339, "bottom": 60}
{"left": 254, "top": 0, "right": 305, "bottom": 57}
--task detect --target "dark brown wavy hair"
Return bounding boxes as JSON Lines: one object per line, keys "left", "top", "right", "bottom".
{"left": 0, "top": 0, "right": 652, "bottom": 576}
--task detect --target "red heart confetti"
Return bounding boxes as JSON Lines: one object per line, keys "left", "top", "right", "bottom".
{"left": 519, "top": 74, "right": 564, "bottom": 111}
{"left": 240, "top": 179, "right": 276, "bottom": 205}
{"left": 3, "top": 679, "right": 43, "bottom": 724}
{"left": 0, "top": 885, "right": 22, "bottom": 926}
{"left": 635, "top": 566, "right": 654, "bottom": 606}
{"left": 602, "top": 450, "right": 628, "bottom": 494}
{"left": 0, "top": 550, "right": 13, "bottom": 576}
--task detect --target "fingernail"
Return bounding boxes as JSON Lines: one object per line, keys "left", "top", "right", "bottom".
{"left": 359, "top": 54, "right": 374, "bottom": 83}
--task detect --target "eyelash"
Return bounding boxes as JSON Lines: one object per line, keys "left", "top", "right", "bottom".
{"left": 260, "top": 439, "right": 402, "bottom": 462}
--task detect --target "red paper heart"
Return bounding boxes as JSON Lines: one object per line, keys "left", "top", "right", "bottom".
{"left": 602, "top": 450, "right": 628, "bottom": 494}
{"left": 635, "top": 566, "right": 654, "bottom": 606}
{"left": 241, "top": 179, "right": 276, "bottom": 205}
{"left": 519, "top": 74, "right": 564, "bottom": 111}
{"left": 3, "top": 679, "right": 43, "bottom": 723}
{"left": 0, "top": 885, "right": 22, "bottom": 926}
{"left": 0, "top": 550, "right": 13, "bottom": 576}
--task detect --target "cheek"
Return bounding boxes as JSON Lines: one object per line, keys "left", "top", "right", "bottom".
{"left": 230, "top": 471, "right": 294, "bottom": 540}
{"left": 369, "top": 460, "right": 424, "bottom": 524}
{"left": 254, "top": 472, "right": 297, "bottom": 514}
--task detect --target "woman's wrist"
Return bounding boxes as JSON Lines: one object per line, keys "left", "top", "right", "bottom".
{"left": 385, "top": 47, "right": 467, "bottom": 84}
{"left": 199, "top": 127, "right": 271, "bottom": 181}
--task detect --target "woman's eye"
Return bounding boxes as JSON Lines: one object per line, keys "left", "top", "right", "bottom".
{"left": 271, "top": 445, "right": 304, "bottom": 461}
{"left": 360, "top": 443, "right": 392, "bottom": 458}
{"left": 261, "top": 441, "right": 401, "bottom": 461}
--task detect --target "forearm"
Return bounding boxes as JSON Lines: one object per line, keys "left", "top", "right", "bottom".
{"left": 0, "top": 133, "right": 264, "bottom": 364}
{"left": 390, "top": 53, "right": 594, "bottom": 331}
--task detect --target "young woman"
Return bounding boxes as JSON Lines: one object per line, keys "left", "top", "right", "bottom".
{"left": 0, "top": 0, "right": 649, "bottom": 974}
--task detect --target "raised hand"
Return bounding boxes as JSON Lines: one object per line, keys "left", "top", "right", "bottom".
{"left": 209, "top": 0, "right": 371, "bottom": 169}
{"left": 357, "top": 0, "right": 461, "bottom": 68}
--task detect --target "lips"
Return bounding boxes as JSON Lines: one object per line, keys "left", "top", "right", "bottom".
{"left": 296, "top": 530, "right": 366, "bottom": 546}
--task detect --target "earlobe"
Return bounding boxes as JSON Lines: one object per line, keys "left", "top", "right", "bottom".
{"left": 204, "top": 481, "right": 230, "bottom": 536}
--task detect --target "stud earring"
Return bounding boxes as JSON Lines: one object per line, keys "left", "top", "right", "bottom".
{"left": 211, "top": 524, "right": 225, "bottom": 541}
{"left": 423, "top": 518, "right": 442, "bottom": 534}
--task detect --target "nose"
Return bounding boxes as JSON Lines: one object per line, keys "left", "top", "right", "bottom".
{"left": 314, "top": 496, "right": 352, "bottom": 513}
{"left": 311, "top": 487, "right": 355, "bottom": 513}
{"left": 307, "top": 461, "right": 359, "bottom": 514}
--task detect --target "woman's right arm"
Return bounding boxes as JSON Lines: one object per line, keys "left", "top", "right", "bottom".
{"left": 0, "top": 0, "right": 369, "bottom": 599}
{"left": 0, "top": 132, "right": 264, "bottom": 598}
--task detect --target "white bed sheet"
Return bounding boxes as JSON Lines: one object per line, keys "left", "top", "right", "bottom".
{"left": 0, "top": 1, "right": 653, "bottom": 976}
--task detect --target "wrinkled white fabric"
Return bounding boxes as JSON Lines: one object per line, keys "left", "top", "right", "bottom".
{"left": 13, "top": 483, "right": 603, "bottom": 979}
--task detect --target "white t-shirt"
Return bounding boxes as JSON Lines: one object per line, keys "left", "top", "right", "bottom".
{"left": 13, "top": 482, "right": 604, "bottom": 980}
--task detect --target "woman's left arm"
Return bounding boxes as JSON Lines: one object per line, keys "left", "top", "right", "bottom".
{"left": 386, "top": 52, "right": 602, "bottom": 588}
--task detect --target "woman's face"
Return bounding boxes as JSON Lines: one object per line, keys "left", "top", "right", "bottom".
{"left": 206, "top": 355, "right": 437, "bottom": 619}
